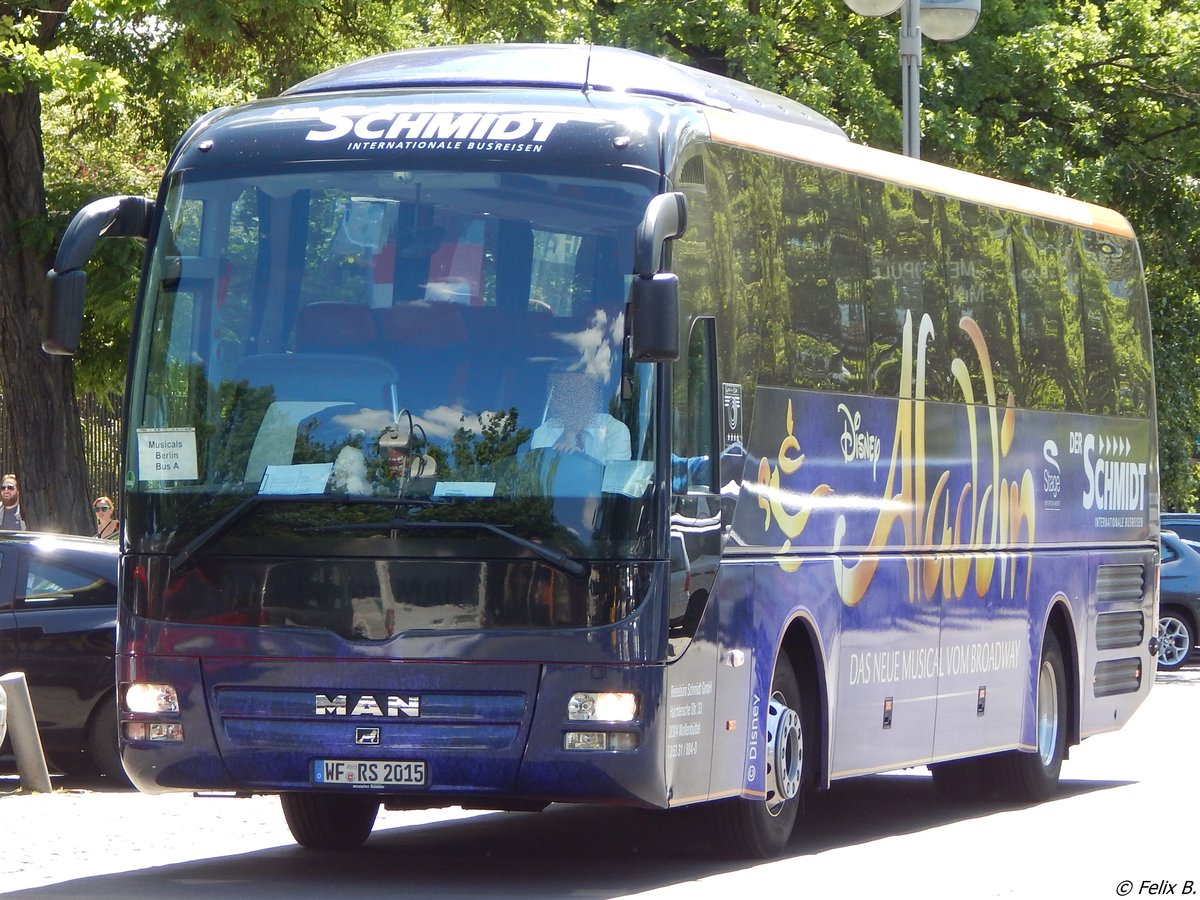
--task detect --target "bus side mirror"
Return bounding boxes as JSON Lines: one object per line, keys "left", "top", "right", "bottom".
{"left": 43, "top": 195, "right": 154, "bottom": 356}
{"left": 43, "top": 270, "right": 88, "bottom": 356}
{"left": 630, "top": 274, "right": 680, "bottom": 362}
{"left": 630, "top": 192, "right": 686, "bottom": 362}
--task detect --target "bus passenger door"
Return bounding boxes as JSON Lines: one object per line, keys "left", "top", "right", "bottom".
{"left": 664, "top": 317, "right": 723, "bottom": 802}
{"left": 669, "top": 319, "right": 723, "bottom": 639}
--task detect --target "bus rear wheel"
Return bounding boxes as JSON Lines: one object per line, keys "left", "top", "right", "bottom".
{"left": 707, "top": 652, "right": 807, "bottom": 858}
{"left": 992, "top": 631, "right": 1068, "bottom": 802}
{"left": 281, "top": 793, "right": 379, "bottom": 850}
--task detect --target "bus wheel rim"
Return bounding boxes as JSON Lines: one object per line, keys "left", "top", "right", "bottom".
{"left": 1036, "top": 658, "right": 1059, "bottom": 767}
{"left": 765, "top": 690, "right": 803, "bottom": 814}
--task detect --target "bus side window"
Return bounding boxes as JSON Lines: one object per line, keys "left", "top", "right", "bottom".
{"left": 673, "top": 318, "right": 717, "bottom": 494}
{"left": 863, "top": 183, "right": 949, "bottom": 401}
{"left": 942, "top": 200, "right": 1021, "bottom": 407}
{"left": 1079, "top": 232, "right": 1153, "bottom": 417}
{"left": 1014, "top": 218, "right": 1086, "bottom": 412}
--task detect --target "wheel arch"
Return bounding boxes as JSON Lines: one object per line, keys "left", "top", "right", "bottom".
{"left": 778, "top": 614, "right": 829, "bottom": 791}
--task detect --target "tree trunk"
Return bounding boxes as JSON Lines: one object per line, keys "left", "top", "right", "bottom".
{"left": 0, "top": 82, "right": 93, "bottom": 535}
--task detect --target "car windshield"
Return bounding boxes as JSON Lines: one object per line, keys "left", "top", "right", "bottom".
{"left": 126, "top": 164, "right": 658, "bottom": 560}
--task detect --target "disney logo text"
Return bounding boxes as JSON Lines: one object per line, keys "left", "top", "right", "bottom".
{"left": 839, "top": 403, "right": 881, "bottom": 478}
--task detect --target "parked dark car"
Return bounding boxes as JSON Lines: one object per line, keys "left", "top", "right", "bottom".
{"left": 1158, "top": 529, "right": 1200, "bottom": 670}
{"left": 0, "top": 532, "right": 124, "bottom": 780}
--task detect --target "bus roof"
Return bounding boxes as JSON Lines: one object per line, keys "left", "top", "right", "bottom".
{"left": 283, "top": 43, "right": 848, "bottom": 140}
{"left": 703, "top": 109, "right": 1136, "bottom": 239}
{"left": 280, "top": 43, "right": 1132, "bottom": 240}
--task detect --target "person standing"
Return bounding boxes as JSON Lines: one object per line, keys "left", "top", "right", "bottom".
{"left": 1, "top": 474, "right": 25, "bottom": 530}
{"left": 92, "top": 496, "right": 119, "bottom": 540}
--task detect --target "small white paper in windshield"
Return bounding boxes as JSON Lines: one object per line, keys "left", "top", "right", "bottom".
{"left": 259, "top": 463, "right": 334, "bottom": 495}
{"left": 433, "top": 481, "right": 496, "bottom": 498}
{"left": 137, "top": 427, "right": 199, "bottom": 481}
{"left": 602, "top": 461, "right": 654, "bottom": 497}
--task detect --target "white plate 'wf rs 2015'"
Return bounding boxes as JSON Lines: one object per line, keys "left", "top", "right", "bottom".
{"left": 313, "top": 759, "right": 427, "bottom": 787}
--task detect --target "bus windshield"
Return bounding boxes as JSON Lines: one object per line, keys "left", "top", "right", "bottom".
{"left": 127, "top": 164, "right": 658, "bottom": 562}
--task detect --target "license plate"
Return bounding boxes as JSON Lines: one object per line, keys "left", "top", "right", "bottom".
{"left": 313, "top": 759, "right": 427, "bottom": 787}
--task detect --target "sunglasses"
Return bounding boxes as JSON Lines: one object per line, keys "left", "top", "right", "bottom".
{"left": 1, "top": 485, "right": 15, "bottom": 491}
{"left": 94, "top": 505, "right": 112, "bottom": 511}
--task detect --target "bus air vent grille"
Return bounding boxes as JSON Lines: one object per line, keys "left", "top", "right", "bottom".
{"left": 1093, "top": 658, "right": 1142, "bottom": 697}
{"left": 680, "top": 155, "right": 706, "bottom": 186}
{"left": 1095, "top": 611, "right": 1145, "bottom": 650}
{"left": 1095, "top": 564, "right": 1145, "bottom": 604}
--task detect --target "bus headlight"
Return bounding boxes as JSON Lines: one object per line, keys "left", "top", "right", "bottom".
{"left": 125, "top": 682, "right": 179, "bottom": 714}
{"left": 567, "top": 691, "right": 638, "bottom": 721}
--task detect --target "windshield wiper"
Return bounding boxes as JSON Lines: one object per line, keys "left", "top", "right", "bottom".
{"left": 168, "top": 493, "right": 442, "bottom": 573}
{"left": 300, "top": 518, "right": 587, "bottom": 578}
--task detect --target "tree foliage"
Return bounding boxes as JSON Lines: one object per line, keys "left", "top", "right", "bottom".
{"left": 4, "top": 0, "right": 1200, "bottom": 518}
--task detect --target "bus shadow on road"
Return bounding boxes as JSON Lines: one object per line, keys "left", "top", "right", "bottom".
{"left": 3, "top": 772, "right": 1132, "bottom": 899}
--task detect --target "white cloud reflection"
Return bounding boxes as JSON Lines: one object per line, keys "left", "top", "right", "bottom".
{"left": 551, "top": 309, "right": 624, "bottom": 383}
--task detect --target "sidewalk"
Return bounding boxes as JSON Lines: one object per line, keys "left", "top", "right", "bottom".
{"left": 0, "top": 783, "right": 294, "bottom": 893}
{"left": 0, "top": 772, "right": 483, "bottom": 895}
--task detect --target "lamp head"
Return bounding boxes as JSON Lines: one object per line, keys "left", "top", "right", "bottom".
{"left": 920, "top": 0, "right": 981, "bottom": 41}
{"left": 843, "top": 0, "right": 904, "bottom": 15}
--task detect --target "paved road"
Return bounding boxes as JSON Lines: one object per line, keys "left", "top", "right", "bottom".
{"left": 3, "top": 664, "right": 1198, "bottom": 898}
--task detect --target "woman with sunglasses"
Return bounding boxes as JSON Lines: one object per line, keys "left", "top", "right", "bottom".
{"left": 1, "top": 474, "right": 23, "bottom": 530}
{"left": 93, "top": 496, "right": 119, "bottom": 540}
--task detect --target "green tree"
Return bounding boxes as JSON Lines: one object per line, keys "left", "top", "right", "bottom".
{"left": 1, "top": 0, "right": 451, "bottom": 531}
{"left": 2, "top": 1, "right": 96, "bottom": 532}
{"left": 8, "top": 0, "right": 1200, "bottom": 517}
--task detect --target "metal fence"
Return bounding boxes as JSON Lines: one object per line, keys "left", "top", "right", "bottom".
{"left": 0, "top": 391, "right": 123, "bottom": 513}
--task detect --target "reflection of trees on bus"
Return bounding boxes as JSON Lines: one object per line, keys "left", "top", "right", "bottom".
{"left": 671, "top": 143, "right": 1153, "bottom": 428}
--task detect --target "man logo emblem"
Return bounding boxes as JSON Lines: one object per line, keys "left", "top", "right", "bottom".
{"left": 355, "top": 727, "right": 381, "bottom": 745}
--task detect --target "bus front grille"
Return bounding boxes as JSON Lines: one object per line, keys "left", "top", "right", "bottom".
{"left": 213, "top": 687, "right": 527, "bottom": 752}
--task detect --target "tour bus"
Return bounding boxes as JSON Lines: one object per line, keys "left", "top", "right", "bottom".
{"left": 45, "top": 43, "right": 1159, "bottom": 858}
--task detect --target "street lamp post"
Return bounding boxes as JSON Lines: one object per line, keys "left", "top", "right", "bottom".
{"left": 844, "top": 0, "right": 981, "bottom": 159}
{"left": 900, "top": 0, "right": 922, "bottom": 158}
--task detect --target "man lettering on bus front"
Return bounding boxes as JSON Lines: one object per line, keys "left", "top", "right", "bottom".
{"left": 530, "top": 372, "right": 631, "bottom": 463}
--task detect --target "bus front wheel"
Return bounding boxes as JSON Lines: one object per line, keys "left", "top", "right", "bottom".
{"left": 281, "top": 792, "right": 379, "bottom": 850}
{"left": 707, "top": 652, "right": 807, "bottom": 858}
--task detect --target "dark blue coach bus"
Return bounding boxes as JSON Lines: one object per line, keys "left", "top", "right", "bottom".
{"left": 44, "top": 43, "right": 1158, "bottom": 857}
